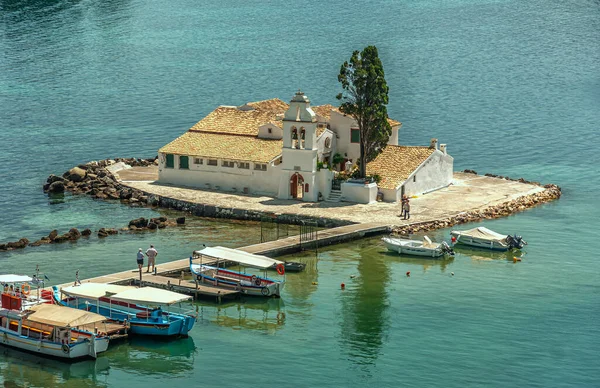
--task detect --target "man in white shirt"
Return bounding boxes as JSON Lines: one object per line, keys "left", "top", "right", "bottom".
{"left": 145, "top": 245, "right": 158, "bottom": 273}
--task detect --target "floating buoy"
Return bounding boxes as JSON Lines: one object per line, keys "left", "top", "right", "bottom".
{"left": 341, "top": 283, "right": 345, "bottom": 289}
{"left": 350, "top": 275, "right": 356, "bottom": 279}
{"left": 406, "top": 271, "right": 411, "bottom": 277}
{"left": 311, "top": 282, "right": 318, "bottom": 285}
{"left": 451, "top": 272, "right": 454, "bottom": 276}
{"left": 451, "top": 236, "right": 457, "bottom": 243}
{"left": 513, "top": 257, "right": 522, "bottom": 263}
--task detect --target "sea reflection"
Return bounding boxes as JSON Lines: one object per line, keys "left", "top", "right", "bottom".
{"left": 106, "top": 336, "right": 197, "bottom": 376}
{"left": 381, "top": 250, "right": 455, "bottom": 273}
{"left": 454, "top": 246, "right": 526, "bottom": 262}
{"left": 340, "top": 247, "right": 391, "bottom": 367}
{"left": 208, "top": 297, "right": 286, "bottom": 333}
{"left": 0, "top": 347, "right": 109, "bottom": 387}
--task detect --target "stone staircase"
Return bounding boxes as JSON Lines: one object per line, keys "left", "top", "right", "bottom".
{"left": 326, "top": 189, "right": 343, "bottom": 202}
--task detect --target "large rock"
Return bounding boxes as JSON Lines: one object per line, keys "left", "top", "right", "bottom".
{"left": 48, "top": 181, "right": 65, "bottom": 194}
{"left": 47, "top": 175, "right": 66, "bottom": 184}
{"left": 7, "top": 238, "right": 29, "bottom": 249}
{"left": 48, "top": 230, "right": 58, "bottom": 241}
{"left": 128, "top": 217, "right": 148, "bottom": 228}
{"left": 64, "top": 167, "right": 87, "bottom": 182}
{"left": 81, "top": 228, "right": 92, "bottom": 236}
{"left": 68, "top": 228, "right": 81, "bottom": 240}
{"left": 176, "top": 217, "right": 186, "bottom": 225}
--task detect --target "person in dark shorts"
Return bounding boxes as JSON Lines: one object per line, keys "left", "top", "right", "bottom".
{"left": 136, "top": 248, "right": 145, "bottom": 270}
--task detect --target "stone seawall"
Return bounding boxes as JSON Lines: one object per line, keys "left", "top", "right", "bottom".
{"left": 392, "top": 183, "right": 561, "bottom": 235}
{"left": 42, "top": 159, "right": 562, "bottom": 234}
{"left": 153, "top": 195, "right": 355, "bottom": 228}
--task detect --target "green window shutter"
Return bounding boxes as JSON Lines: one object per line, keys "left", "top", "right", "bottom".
{"left": 166, "top": 154, "right": 174, "bottom": 168}
{"left": 179, "top": 156, "right": 189, "bottom": 169}
{"left": 351, "top": 129, "right": 360, "bottom": 143}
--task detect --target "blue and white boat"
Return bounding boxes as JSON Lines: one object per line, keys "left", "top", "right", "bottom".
{"left": 54, "top": 284, "right": 196, "bottom": 337}
{"left": 191, "top": 246, "right": 285, "bottom": 298}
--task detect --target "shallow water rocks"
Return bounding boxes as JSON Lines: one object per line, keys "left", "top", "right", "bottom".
{"left": 0, "top": 238, "right": 30, "bottom": 251}
{"left": 64, "top": 167, "right": 87, "bottom": 182}
{"left": 129, "top": 217, "right": 149, "bottom": 229}
{"left": 47, "top": 181, "right": 65, "bottom": 194}
{"left": 98, "top": 228, "right": 118, "bottom": 238}
{"left": 176, "top": 217, "right": 186, "bottom": 225}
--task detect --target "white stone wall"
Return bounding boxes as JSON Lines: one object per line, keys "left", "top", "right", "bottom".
{"left": 158, "top": 154, "right": 281, "bottom": 196}
{"left": 341, "top": 182, "right": 378, "bottom": 204}
{"left": 316, "top": 169, "right": 334, "bottom": 200}
{"left": 258, "top": 123, "right": 283, "bottom": 139}
{"left": 281, "top": 148, "right": 317, "bottom": 173}
{"left": 329, "top": 111, "right": 360, "bottom": 163}
{"left": 400, "top": 150, "right": 454, "bottom": 198}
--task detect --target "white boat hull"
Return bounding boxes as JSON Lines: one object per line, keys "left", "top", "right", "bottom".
{"left": 450, "top": 231, "right": 509, "bottom": 251}
{"left": 382, "top": 237, "right": 445, "bottom": 258}
{"left": 0, "top": 327, "right": 108, "bottom": 360}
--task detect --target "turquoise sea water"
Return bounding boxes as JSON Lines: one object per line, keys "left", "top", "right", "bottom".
{"left": 1, "top": 0, "right": 599, "bottom": 386}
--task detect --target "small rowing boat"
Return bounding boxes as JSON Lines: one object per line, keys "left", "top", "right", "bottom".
{"left": 382, "top": 236, "right": 454, "bottom": 258}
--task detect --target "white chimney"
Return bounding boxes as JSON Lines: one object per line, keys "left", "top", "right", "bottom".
{"left": 440, "top": 144, "right": 447, "bottom": 154}
{"left": 430, "top": 138, "right": 438, "bottom": 150}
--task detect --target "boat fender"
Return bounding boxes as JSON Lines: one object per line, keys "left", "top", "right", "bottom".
{"left": 261, "top": 287, "right": 270, "bottom": 296}
{"left": 406, "top": 271, "right": 411, "bottom": 277}
{"left": 276, "top": 263, "right": 285, "bottom": 276}
{"left": 21, "top": 283, "right": 31, "bottom": 296}
{"left": 62, "top": 344, "right": 69, "bottom": 354}
{"left": 340, "top": 283, "right": 345, "bottom": 290}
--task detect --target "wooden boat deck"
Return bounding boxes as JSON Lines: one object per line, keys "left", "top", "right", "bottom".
{"left": 47, "top": 222, "right": 389, "bottom": 302}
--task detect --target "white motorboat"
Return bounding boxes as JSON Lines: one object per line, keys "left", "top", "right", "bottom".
{"left": 382, "top": 236, "right": 454, "bottom": 258}
{"left": 450, "top": 227, "right": 526, "bottom": 251}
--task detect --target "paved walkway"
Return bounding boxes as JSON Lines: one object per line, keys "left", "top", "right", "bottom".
{"left": 116, "top": 167, "right": 544, "bottom": 226}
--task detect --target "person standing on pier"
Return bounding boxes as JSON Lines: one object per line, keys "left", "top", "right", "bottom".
{"left": 146, "top": 245, "right": 158, "bottom": 273}
{"left": 403, "top": 196, "right": 411, "bottom": 220}
{"left": 136, "top": 248, "right": 145, "bottom": 281}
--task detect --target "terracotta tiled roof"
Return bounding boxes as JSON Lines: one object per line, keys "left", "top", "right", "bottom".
{"left": 388, "top": 118, "right": 401, "bottom": 127}
{"left": 247, "top": 98, "right": 289, "bottom": 112}
{"left": 312, "top": 104, "right": 339, "bottom": 120}
{"left": 367, "top": 145, "right": 435, "bottom": 190}
{"left": 190, "top": 98, "right": 288, "bottom": 136}
{"left": 159, "top": 132, "right": 282, "bottom": 163}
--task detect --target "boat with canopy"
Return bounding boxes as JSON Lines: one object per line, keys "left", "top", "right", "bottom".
{"left": 450, "top": 226, "right": 527, "bottom": 251}
{"left": 54, "top": 284, "right": 196, "bottom": 337}
{"left": 190, "top": 246, "right": 285, "bottom": 297}
{"left": 0, "top": 303, "right": 110, "bottom": 360}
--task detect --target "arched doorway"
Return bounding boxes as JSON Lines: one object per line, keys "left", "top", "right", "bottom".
{"left": 290, "top": 173, "right": 304, "bottom": 199}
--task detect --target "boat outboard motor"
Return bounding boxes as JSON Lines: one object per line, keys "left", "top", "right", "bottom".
{"left": 441, "top": 241, "right": 455, "bottom": 256}
{"left": 506, "top": 234, "right": 526, "bottom": 249}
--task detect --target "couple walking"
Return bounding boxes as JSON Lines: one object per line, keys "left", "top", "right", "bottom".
{"left": 136, "top": 245, "right": 158, "bottom": 273}
{"left": 400, "top": 195, "right": 410, "bottom": 220}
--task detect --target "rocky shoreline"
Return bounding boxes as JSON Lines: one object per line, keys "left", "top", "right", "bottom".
{"left": 391, "top": 181, "right": 561, "bottom": 235}
{"left": 2, "top": 160, "right": 562, "bottom": 253}
{"left": 44, "top": 157, "right": 159, "bottom": 206}
{"left": 0, "top": 216, "right": 186, "bottom": 253}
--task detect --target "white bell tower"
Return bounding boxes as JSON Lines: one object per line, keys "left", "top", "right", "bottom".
{"left": 278, "top": 91, "right": 319, "bottom": 201}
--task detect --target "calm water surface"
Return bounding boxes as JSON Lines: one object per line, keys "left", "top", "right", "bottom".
{"left": 1, "top": 0, "right": 599, "bottom": 386}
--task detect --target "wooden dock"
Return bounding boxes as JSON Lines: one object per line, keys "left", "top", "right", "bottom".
{"left": 49, "top": 222, "right": 389, "bottom": 302}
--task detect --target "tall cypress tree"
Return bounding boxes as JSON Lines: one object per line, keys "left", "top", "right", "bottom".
{"left": 337, "top": 46, "right": 392, "bottom": 178}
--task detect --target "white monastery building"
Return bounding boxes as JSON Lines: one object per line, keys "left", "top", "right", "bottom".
{"left": 158, "top": 91, "right": 453, "bottom": 203}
